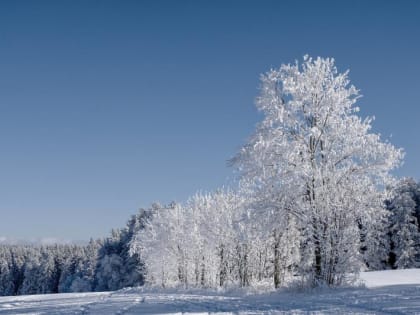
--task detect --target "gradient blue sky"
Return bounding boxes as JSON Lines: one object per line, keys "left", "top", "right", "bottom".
{"left": 0, "top": 0, "right": 419, "bottom": 240}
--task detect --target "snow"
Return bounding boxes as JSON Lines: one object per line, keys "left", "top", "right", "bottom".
{"left": 0, "top": 269, "right": 419, "bottom": 314}
{"left": 361, "top": 268, "right": 420, "bottom": 288}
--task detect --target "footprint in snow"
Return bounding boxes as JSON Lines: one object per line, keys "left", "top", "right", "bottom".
{"left": 134, "top": 297, "right": 145, "bottom": 303}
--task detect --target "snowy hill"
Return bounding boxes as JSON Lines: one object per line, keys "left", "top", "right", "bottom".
{"left": 0, "top": 269, "right": 420, "bottom": 314}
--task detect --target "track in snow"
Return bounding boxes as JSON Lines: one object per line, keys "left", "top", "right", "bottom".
{"left": 0, "top": 269, "right": 419, "bottom": 314}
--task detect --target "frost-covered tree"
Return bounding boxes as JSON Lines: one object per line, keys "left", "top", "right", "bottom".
{"left": 206, "top": 190, "right": 242, "bottom": 287}
{"left": 0, "top": 248, "right": 14, "bottom": 296}
{"left": 236, "top": 182, "right": 302, "bottom": 288}
{"left": 387, "top": 178, "right": 420, "bottom": 268}
{"left": 36, "top": 248, "right": 56, "bottom": 294}
{"left": 272, "top": 214, "right": 301, "bottom": 288}
{"left": 0, "top": 243, "right": 102, "bottom": 296}
{"left": 20, "top": 249, "right": 42, "bottom": 294}
{"left": 58, "top": 241, "right": 100, "bottom": 293}
{"left": 130, "top": 202, "right": 183, "bottom": 287}
{"left": 130, "top": 191, "right": 243, "bottom": 288}
{"left": 233, "top": 56, "right": 403, "bottom": 286}
{"left": 94, "top": 209, "right": 148, "bottom": 292}
{"left": 94, "top": 229, "right": 125, "bottom": 291}
{"left": 183, "top": 190, "right": 242, "bottom": 287}
{"left": 120, "top": 211, "right": 147, "bottom": 287}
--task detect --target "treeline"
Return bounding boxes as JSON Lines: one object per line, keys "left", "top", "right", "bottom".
{"left": 0, "top": 242, "right": 98, "bottom": 295}
{"left": 1, "top": 56, "right": 420, "bottom": 294}
{"left": 129, "top": 57, "right": 417, "bottom": 289}
{"left": 0, "top": 179, "right": 418, "bottom": 295}
{"left": 130, "top": 179, "right": 420, "bottom": 289}
{"left": 0, "top": 209, "right": 151, "bottom": 296}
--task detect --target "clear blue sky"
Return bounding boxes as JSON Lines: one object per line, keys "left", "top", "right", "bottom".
{"left": 0, "top": 0, "right": 419, "bottom": 240}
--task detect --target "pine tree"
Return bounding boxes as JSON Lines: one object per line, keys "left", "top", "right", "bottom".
{"left": 388, "top": 178, "right": 420, "bottom": 268}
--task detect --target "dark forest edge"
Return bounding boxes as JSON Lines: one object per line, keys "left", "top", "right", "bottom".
{"left": 0, "top": 209, "right": 150, "bottom": 295}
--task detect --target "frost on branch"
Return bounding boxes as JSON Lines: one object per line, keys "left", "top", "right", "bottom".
{"left": 233, "top": 56, "right": 403, "bottom": 286}
{"left": 130, "top": 56, "right": 404, "bottom": 289}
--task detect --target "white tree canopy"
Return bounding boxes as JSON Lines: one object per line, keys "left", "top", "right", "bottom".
{"left": 233, "top": 56, "right": 403, "bottom": 285}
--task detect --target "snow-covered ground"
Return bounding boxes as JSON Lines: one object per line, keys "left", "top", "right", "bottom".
{"left": 0, "top": 269, "right": 420, "bottom": 315}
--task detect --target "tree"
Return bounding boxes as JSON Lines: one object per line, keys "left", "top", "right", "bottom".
{"left": 130, "top": 192, "right": 244, "bottom": 288}
{"left": 94, "top": 229, "right": 125, "bottom": 291}
{"left": 233, "top": 56, "right": 403, "bottom": 286}
{"left": 0, "top": 248, "right": 14, "bottom": 296}
{"left": 387, "top": 178, "right": 420, "bottom": 268}
{"left": 129, "top": 203, "right": 180, "bottom": 288}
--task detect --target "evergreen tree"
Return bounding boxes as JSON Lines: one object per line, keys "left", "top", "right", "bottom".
{"left": 387, "top": 178, "right": 420, "bottom": 268}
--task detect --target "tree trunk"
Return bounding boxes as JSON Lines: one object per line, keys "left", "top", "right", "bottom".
{"left": 313, "top": 220, "right": 322, "bottom": 285}
{"left": 200, "top": 255, "right": 205, "bottom": 286}
{"left": 273, "top": 233, "right": 281, "bottom": 288}
{"left": 238, "top": 244, "right": 249, "bottom": 287}
{"left": 219, "top": 245, "right": 226, "bottom": 287}
{"left": 195, "top": 259, "right": 200, "bottom": 286}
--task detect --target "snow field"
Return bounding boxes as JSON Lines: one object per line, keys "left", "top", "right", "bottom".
{"left": 0, "top": 269, "right": 419, "bottom": 314}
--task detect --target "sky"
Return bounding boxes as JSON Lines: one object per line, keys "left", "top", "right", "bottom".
{"left": 0, "top": 0, "right": 419, "bottom": 241}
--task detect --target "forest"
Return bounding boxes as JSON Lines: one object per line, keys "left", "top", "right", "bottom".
{"left": 1, "top": 56, "right": 419, "bottom": 295}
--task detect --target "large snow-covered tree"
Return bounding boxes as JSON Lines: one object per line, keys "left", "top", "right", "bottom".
{"left": 233, "top": 56, "right": 403, "bottom": 286}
